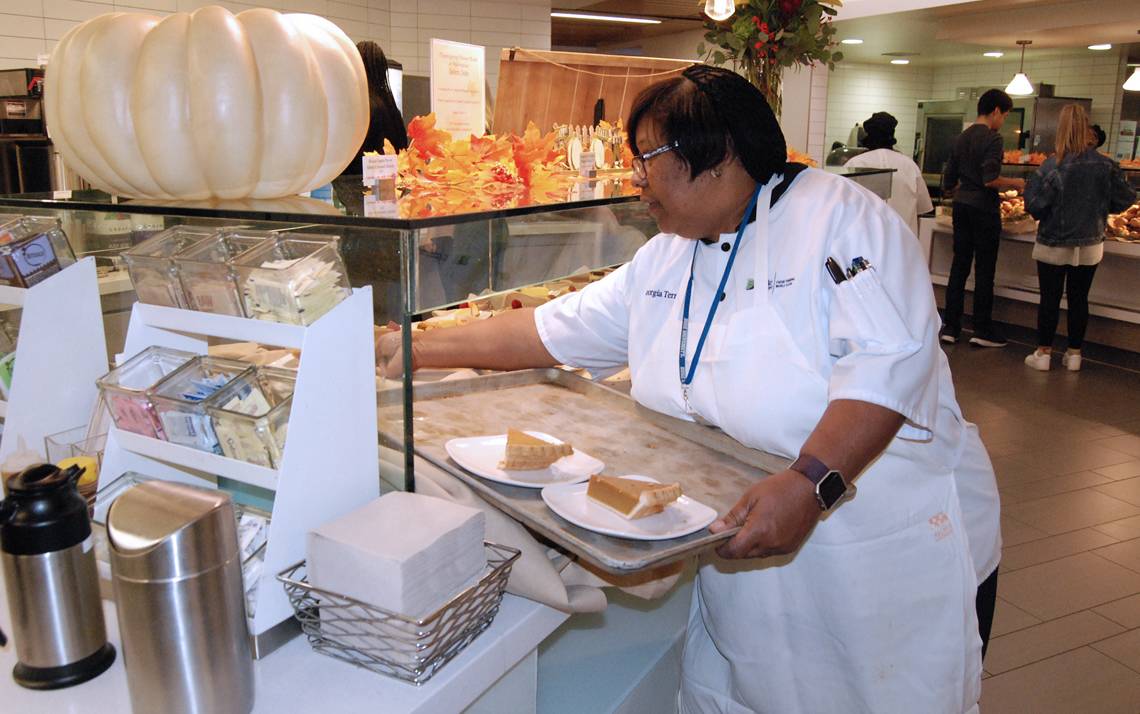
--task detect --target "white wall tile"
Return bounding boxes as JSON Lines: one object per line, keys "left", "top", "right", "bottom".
{"left": 417, "top": 27, "right": 466, "bottom": 44}
{"left": 327, "top": 0, "right": 365, "bottom": 21}
{"left": 0, "top": 36, "right": 46, "bottom": 58}
{"left": 468, "top": 29, "right": 517, "bottom": 47}
{"left": 417, "top": 12, "right": 467, "bottom": 30}
{"left": 43, "top": 0, "right": 111, "bottom": 21}
{"left": 470, "top": 15, "right": 513, "bottom": 32}
{"left": 469, "top": 1, "right": 517, "bottom": 19}
{"left": 44, "top": 17, "right": 78, "bottom": 39}
{"left": 390, "top": 10, "right": 414, "bottom": 26}
{"left": 422, "top": 0, "right": 468, "bottom": 15}
{"left": 282, "top": 0, "right": 326, "bottom": 13}
{"left": 0, "top": 13, "right": 45, "bottom": 38}
{"left": 520, "top": 19, "right": 546, "bottom": 35}
{"left": 519, "top": 33, "right": 547, "bottom": 50}
{"left": 115, "top": 0, "right": 174, "bottom": 11}
{"left": 0, "top": 0, "right": 44, "bottom": 15}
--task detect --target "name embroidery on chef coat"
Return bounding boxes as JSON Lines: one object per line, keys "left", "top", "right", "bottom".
{"left": 644, "top": 289, "right": 678, "bottom": 299}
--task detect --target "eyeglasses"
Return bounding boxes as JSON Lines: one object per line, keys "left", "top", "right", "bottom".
{"left": 631, "top": 140, "right": 680, "bottom": 179}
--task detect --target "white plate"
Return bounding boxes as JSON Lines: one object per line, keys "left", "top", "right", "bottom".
{"left": 444, "top": 432, "right": 604, "bottom": 489}
{"left": 541, "top": 475, "right": 718, "bottom": 541}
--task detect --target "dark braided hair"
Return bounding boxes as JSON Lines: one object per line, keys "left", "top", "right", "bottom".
{"left": 627, "top": 65, "right": 786, "bottom": 186}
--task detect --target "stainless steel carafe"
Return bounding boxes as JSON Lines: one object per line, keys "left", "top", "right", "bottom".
{"left": 0, "top": 463, "right": 116, "bottom": 689}
{"left": 107, "top": 480, "right": 254, "bottom": 714}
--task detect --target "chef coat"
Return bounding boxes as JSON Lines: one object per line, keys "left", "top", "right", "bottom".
{"left": 534, "top": 168, "right": 998, "bottom": 713}
{"left": 844, "top": 148, "right": 934, "bottom": 238}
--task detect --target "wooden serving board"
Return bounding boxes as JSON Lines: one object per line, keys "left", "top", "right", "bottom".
{"left": 377, "top": 369, "right": 786, "bottom": 574}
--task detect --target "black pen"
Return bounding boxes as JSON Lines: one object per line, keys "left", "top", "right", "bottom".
{"left": 825, "top": 257, "right": 847, "bottom": 284}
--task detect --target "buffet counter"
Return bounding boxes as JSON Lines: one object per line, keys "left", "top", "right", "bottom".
{"left": 921, "top": 215, "right": 1140, "bottom": 350}
{"left": 0, "top": 562, "right": 569, "bottom": 714}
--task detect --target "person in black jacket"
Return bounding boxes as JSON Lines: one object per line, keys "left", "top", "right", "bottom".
{"left": 1022, "top": 104, "right": 1136, "bottom": 372}
{"left": 941, "top": 89, "right": 1025, "bottom": 347}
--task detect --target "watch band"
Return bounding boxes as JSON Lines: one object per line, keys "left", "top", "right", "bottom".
{"left": 789, "top": 454, "right": 831, "bottom": 486}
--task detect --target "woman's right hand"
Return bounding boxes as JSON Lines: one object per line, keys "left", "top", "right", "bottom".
{"left": 374, "top": 322, "right": 410, "bottom": 379}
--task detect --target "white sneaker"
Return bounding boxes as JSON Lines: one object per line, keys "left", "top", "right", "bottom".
{"left": 1024, "top": 350, "right": 1051, "bottom": 371}
{"left": 1062, "top": 351, "right": 1082, "bottom": 372}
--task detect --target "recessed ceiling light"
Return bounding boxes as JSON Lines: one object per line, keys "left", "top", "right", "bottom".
{"left": 890, "top": 59, "right": 910, "bottom": 65}
{"left": 983, "top": 52, "right": 1004, "bottom": 58}
{"left": 841, "top": 38, "right": 864, "bottom": 45}
{"left": 1088, "top": 44, "right": 1112, "bottom": 51}
{"left": 550, "top": 11, "right": 661, "bottom": 24}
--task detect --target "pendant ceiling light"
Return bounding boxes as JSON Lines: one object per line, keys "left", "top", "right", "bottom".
{"left": 704, "top": 0, "right": 736, "bottom": 22}
{"left": 1006, "top": 40, "right": 1034, "bottom": 96}
{"left": 1125, "top": 67, "right": 1140, "bottom": 92}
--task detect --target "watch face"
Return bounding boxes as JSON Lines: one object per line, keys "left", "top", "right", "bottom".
{"left": 818, "top": 471, "right": 848, "bottom": 509}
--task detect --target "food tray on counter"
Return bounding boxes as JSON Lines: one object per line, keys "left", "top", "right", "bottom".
{"left": 377, "top": 368, "right": 788, "bottom": 575}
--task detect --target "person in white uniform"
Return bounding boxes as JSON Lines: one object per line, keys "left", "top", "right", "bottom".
{"left": 378, "top": 66, "right": 1000, "bottom": 713}
{"left": 843, "top": 111, "right": 934, "bottom": 238}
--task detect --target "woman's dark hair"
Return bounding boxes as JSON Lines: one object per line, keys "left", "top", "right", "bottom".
{"left": 357, "top": 41, "right": 408, "bottom": 157}
{"left": 627, "top": 65, "right": 786, "bottom": 186}
{"left": 1091, "top": 124, "right": 1107, "bottom": 148}
{"left": 977, "top": 89, "right": 1013, "bottom": 117}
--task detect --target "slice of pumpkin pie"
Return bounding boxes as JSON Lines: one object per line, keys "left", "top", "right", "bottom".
{"left": 499, "top": 428, "right": 573, "bottom": 470}
{"left": 587, "top": 475, "right": 682, "bottom": 520}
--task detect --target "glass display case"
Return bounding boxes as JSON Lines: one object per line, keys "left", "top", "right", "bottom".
{"left": 0, "top": 178, "right": 656, "bottom": 491}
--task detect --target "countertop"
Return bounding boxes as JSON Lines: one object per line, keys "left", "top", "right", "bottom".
{"left": 0, "top": 564, "right": 567, "bottom": 714}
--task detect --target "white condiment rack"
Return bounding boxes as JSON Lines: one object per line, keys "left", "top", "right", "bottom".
{"left": 98, "top": 287, "right": 379, "bottom": 651}
{"left": 0, "top": 257, "right": 108, "bottom": 460}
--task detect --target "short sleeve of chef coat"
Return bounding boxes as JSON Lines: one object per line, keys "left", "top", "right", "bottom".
{"left": 533, "top": 254, "right": 644, "bottom": 373}
{"left": 818, "top": 177, "right": 942, "bottom": 440}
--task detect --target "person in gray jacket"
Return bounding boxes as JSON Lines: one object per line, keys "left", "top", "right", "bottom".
{"left": 1023, "top": 104, "right": 1136, "bottom": 372}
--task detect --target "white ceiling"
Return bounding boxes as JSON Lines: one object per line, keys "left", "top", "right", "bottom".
{"left": 551, "top": 0, "right": 1140, "bottom": 65}
{"left": 832, "top": 0, "right": 1140, "bottom": 67}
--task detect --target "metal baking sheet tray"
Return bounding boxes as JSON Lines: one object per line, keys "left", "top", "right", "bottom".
{"left": 377, "top": 368, "right": 788, "bottom": 575}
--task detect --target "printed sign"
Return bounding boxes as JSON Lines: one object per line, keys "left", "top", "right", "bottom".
{"left": 430, "top": 39, "right": 486, "bottom": 138}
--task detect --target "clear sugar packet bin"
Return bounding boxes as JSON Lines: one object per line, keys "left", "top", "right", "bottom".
{"left": 0, "top": 215, "right": 77, "bottom": 288}
{"left": 97, "top": 346, "right": 198, "bottom": 439}
{"left": 173, "top": 230, "right": 273, "bottom": 316}
{"left": 206, "top": 366, "right": 295, "bottom": 468}
{"left": 122, "top": 225, "right": 214, "bottom": 308}
{"left": 148, "top": 356, "right": 253, "bottom": 453}
{"left": 232, "top": 234, "right": 351, "bottom": 326}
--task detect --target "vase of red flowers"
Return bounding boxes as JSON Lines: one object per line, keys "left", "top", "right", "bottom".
{"left": 698, "top": 0, "right": 844, "bottom": 117}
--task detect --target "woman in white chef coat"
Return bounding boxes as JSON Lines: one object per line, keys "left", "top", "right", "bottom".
{"left": 379, "top": 65, "right": 1000, "bottom": 713}
{"left": 844, "top": 111, "right": 934, "bottom": 237}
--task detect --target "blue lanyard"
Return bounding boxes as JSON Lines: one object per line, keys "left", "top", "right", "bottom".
{"left": 679, "top": 185, "right": 763, "bottom": 390}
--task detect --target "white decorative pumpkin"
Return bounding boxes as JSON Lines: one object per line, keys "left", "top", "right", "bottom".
{"left": 45, "top": 6, "right": 368, "bottom": 200}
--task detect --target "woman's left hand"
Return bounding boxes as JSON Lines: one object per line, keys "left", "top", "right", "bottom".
{"left": 708, "top": 469, "right": 821, "bottom": 559}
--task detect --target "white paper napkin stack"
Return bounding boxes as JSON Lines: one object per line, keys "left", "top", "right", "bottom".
{"left": 306, "top": 492, "right": 487, "bottom": 620}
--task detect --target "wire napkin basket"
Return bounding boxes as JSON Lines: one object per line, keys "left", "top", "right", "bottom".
{"left": 277, "top": 541, "right": 520, "bottom": 685}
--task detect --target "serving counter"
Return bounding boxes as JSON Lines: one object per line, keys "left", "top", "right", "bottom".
{"left": 0, "top": 561, "right": 569, "bottom": 714}
{"left": 922, "top": 216, "right": 1140, "bottom": 352}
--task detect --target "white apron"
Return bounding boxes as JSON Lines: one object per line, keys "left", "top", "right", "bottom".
{"left": 628, "top": 184, "right": 982, "bottom": 713}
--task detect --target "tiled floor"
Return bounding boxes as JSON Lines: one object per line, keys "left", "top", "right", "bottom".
{"left": 943, "top": 336, "right": 1140, "bottom": 712}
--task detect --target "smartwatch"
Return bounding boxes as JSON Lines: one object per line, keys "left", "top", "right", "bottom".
{"left": 789, "top": 454, "right": 854, "bottom": 512}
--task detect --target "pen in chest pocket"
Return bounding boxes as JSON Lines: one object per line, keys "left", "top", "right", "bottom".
{"left": 825, "top": 257, "right": 847, "bottom": 285}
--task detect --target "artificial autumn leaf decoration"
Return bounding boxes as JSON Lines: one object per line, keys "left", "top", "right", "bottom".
{"left": 697, "top": 0, "right": 844, "bottom": 117}
{"left": 382, "top": 114, "right": 578, "bottom": 218}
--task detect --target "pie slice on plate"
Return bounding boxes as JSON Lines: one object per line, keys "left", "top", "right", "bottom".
{"left": 587, "top": 474, "right": 682, "bottom": 519}
{"left": 499, "top": 428, "right": 573, "bottom": 470}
